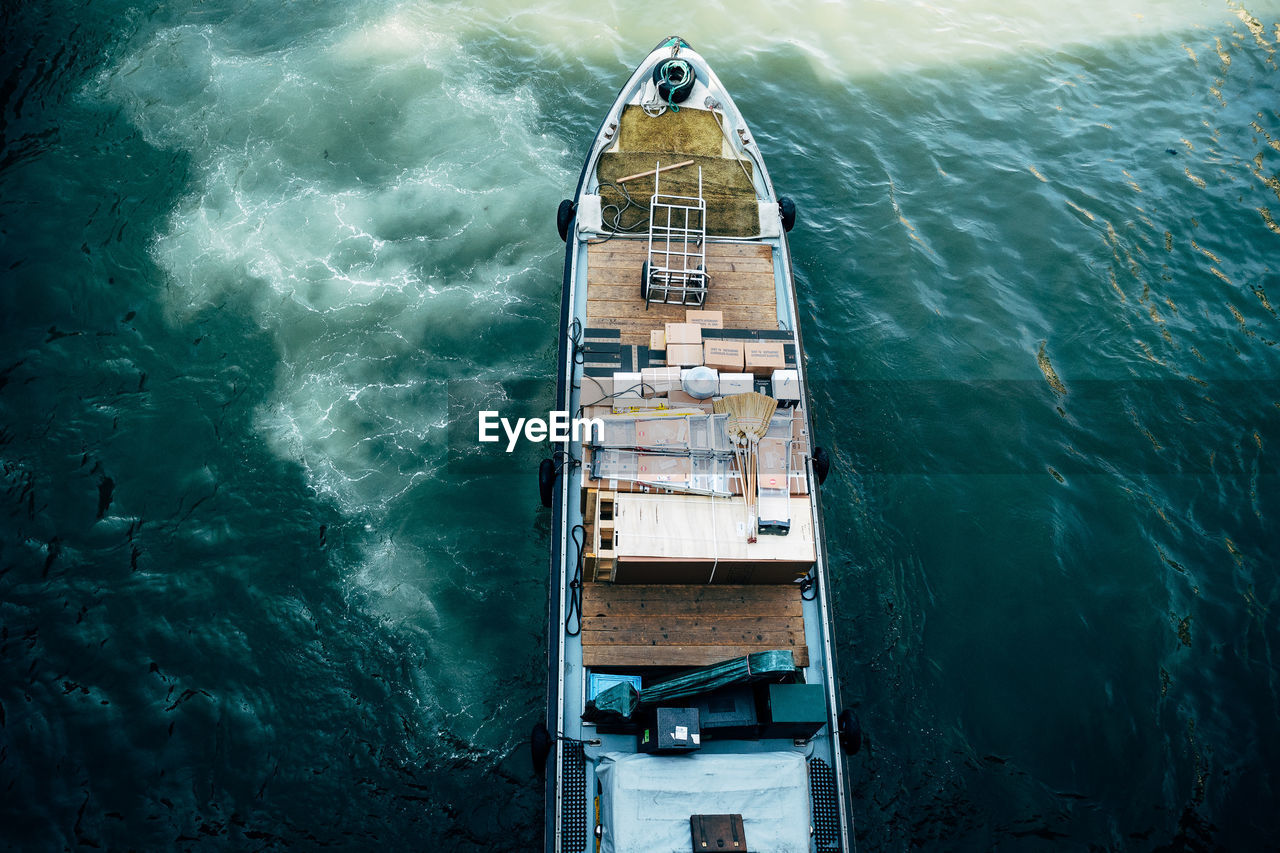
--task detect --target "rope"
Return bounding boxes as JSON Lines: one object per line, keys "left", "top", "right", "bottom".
{"left": 596, "top": 180, "right": 648, "bottom": 238}
{"left": 569, "top": 317, "right": 585, "bottom": 370}
{"left": 565, "top": 524, "right": 585, "bottom": 636}
{"left": 658, "top": 59, "right": 691, "bottom": 113}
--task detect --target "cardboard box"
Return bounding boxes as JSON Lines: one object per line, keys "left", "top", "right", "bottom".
{"left": 757, "top": 437, "right": 790, "bottom": 492}
{"left": 649, "top": 328, "right": 666, "bottom": 352}
{"left": 718, "top": 373, "right": 754, "bottom": 396}
{"left": 771, "top": 369, "right": 801, "bottom": 404}
{"left": 635, "top": 417, "right": 690, "bottom": 449}
{"left": 640, "top": 365, "right": 680, "bottom": 396}
{"left": 789, "top": 442, "right": 810, "bottom": 495}
{"left": 703, "top": 340, "right": 744, "bottom": 372}
{"left": 580, "top": 368, "right": 614, "bottom": 404}
{"left": 667, "top": 390, "right": 715, "bottom": 411}
{"left": 684, "top": 309, "right": 724, "bottom": 330}
{"left": 637, "top": 454, "right": 692, "bottom": 485}
{"left": 666, "top": 342, "right": 703, "bottom": 366}
{"left": 638, "top": 368, "right": 661, "bottom": 398}
{"left": 744, "top": 341, "right": 786, "bottom": 376}
{"left": 664, "top": 322, "right": 703, "bottom": 346}
{"left": 611, "top": 372, "right": 642, "bottom": 408}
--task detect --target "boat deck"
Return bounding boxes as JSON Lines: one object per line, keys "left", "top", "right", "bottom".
{"left": 580, "top": 582, "right": 809, "bottom": 669}
{"left": 585, "top": 238, "right": 780, "bottom": 347}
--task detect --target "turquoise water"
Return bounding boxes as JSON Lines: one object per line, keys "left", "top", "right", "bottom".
{"left": 2, "top": 1, "right": 1279, "bottom": 848}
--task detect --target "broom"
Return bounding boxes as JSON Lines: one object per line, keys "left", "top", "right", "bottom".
{"left": 713, "top": 392, "right": 777, "bottom": 542}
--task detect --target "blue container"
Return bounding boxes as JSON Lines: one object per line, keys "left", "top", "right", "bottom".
{"left": 588, "top": 672, "right": 642, "bottom": 701}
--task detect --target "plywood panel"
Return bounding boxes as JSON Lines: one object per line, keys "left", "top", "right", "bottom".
{"left": 580, "top": 582, "right": 809, "bottom": 668}
{"left": 612, "top": 494, "right": 815, "bottom": 563}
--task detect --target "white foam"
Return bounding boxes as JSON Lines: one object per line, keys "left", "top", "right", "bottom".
{"left": 358, "top": 0, "right": 1265, "bottom": 80}
{"left": 99, "top": 8, "right": 569, "bottom": 632}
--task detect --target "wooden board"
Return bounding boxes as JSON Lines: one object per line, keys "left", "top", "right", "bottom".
{"left": 581, "top": 582, "right": 809, "bottom": 668}
{"left": 612, "top": 494, "right": 815, "bottom": 563}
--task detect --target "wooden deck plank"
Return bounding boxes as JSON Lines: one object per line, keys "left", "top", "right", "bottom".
{"left": 589, "top": 288, "right": 777, "bottom": 308}
{"left": 586, "top": 301, "right": 778, "bottom": 326}
{"left": 580, "top": 582, "right": 809, "bottom": 669}
{"left": 582, "top": 646, "right": 808, "bottom": 668}
{"left": 584, "top": 238, "right": 780, "bottom": 347}
{"left": 583, "top": 628, "right": 803, "bottom": 648}
{"left": 585, "top": 298, "right": 778, "bottom": 318}
{"left": 589, "top": 239, "right": 770, "bottom": 260}
{"left": 581, "top": 266, "right": 768, "bottom": 289}
{"left": 583, "top": 583, "right": 803, "bottom": 613}
{"left": 586, "top": 274, "right": 773, "bottom": 297}
{"left": 583, "top": 615, "right": 803, "bottom": 636}
{"left": 587, "top": 254, "right": 774, "bottom": 276}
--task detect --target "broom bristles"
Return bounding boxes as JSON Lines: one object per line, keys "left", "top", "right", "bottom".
{"left": 714, "top": 392, "right": 778, "bottom": 541}
{"left": 715, "top": 392, "right": 777, "bottom": 442}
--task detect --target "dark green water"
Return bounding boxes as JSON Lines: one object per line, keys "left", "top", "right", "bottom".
{"left": 2, "top": 1, "right": 1278, "bottom": 849}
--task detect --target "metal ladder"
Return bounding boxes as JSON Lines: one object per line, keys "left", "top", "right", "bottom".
{"left": 643, "top": 161, "right": 708, "bottom": 308}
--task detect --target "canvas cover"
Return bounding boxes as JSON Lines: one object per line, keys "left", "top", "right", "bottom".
{"left": 595, "top": 751, "right": 811, "bottom": 853}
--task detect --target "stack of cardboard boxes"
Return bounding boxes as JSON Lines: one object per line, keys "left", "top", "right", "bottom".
{"left": 577, "top": 310, "right": 814, "bottom": 505}
{"left": 605, "top": 309, "right": 803, "bottom": 408}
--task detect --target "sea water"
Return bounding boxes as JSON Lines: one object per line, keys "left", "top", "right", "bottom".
{"left": 2, "top": 0, "right": 1278, "bottom": 848}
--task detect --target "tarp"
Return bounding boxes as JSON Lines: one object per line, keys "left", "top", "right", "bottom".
{"left": 595, "top": 751, "right": 811, "bottom": 853}
{"left": 639, "top": 650, "right": 795, "bottom": 707}
{"left": 583, "top": 681, "right": 639, "bottom": 723}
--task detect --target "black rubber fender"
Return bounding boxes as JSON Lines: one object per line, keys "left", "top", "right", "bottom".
{"left": 653, "top": 58, "right": 696, "bottom": 105}
{"left": 538, "top": 458, "right": 557, "bottom": 508}
{"left": 557, "top": 199, "right": 575, "bottom": 242}
{"left": 838, "top": 708, "right": 862, "bottom": 755}
{"left": 812, "top": 446, "right": 831, "bottom": 486}
{"left": 778, "top": 196, "right": 797, "bottom": 232}
{"left": 530, "top": 722, "right": 552, "bottom": 774}
{"left": 641, "top": 259, "right": 650, "bottom": 300}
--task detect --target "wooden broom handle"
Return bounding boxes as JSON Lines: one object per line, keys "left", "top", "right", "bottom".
{"left": 616, "top": 159, "right": 695, "bottom": 184}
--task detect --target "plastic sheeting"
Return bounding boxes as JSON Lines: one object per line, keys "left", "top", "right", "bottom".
{"left": 595, "top": 751, "right": 811, "bottom": 853}
{"left": 639, "top": 650, "right": 795, "bottom": 707}
{"left": 583, "top": 681, "right": 639, "bottom": 723}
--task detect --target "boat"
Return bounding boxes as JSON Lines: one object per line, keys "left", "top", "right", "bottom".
{"left": 538, "top": 36, "right": 856, "bottom": 853}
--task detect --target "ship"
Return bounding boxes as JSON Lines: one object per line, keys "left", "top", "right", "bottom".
{"left": 537, "top": 36, "right": 857, "bottom": 853}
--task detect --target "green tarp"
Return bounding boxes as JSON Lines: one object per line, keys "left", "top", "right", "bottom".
{"left": 639, "top": 649, "right": 795, "bottom": 706}
{"left": 582, "top": 650, "right": 796, "bottom": 723}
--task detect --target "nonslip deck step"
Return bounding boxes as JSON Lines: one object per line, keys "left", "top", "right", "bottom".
{"left": 809, "top": 757, "right": 842, "bottom": 850}
{"left": 563, "top": 743, "right": 588, "bottom": 849}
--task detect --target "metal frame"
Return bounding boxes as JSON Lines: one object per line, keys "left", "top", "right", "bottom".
{"left": 644, "top": 161, "right": 709, "bottom": 308}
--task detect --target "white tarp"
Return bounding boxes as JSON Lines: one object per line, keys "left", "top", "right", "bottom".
{"left": 595, "top": 751, "right": 811, "bottom": 853}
